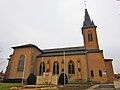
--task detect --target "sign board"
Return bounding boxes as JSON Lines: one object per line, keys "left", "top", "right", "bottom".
{"left": 52, "top": 76, "right": 58, "bottom": 85}
{"left": 102, "top": 72, "right": 106, "bottom": 75}
{"left": 43, "top": 72, "right": 52, "bottom": 84}
{"left": 36, "top": 76, "right": 44, "bottom": 85}
{"left": 36, "top": 72, "right": 58, "bottom": 85}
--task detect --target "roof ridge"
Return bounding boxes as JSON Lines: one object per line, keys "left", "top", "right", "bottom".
{"left": 42, "top": 46, "right": 85, "bottom": 51}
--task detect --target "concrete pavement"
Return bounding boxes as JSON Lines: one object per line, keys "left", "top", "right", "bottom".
{"left": 114, "top": 81, "right": 120, "bottom": 90}
{"left": 85, "top": 81, "right": 120, "bottom": 90}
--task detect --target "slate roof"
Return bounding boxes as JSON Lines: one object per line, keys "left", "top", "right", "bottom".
{"left": 37, "top": 46, "right": 102, "bottom": 57}
{"left": 12, "top": 44, "right": 102, "bottom": 57}
{"left": 83, "top": 9, "right": 95, "bottom": 27}
{"left": 43, "top": 46, "right": 85, "bottom": 53}
{"left": 39, "top": 46, "right": 86, "bottom": 57}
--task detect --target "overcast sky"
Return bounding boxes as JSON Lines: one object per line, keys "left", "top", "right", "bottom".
{"left": 0, "top": 0, "right": 120, "bottom": 74}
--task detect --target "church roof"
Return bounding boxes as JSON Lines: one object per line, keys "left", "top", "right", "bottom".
{"left": 37, "top": 46, "right": 102, "bottom": 57}
{"left": 38, "top": 46, "right": 86, "bottom": 57}
{"left": 83, "top": 9, "right": 95, "bottom": 27}
{"left": 43, "top": 46, "right": 85, "bottom": 53}
{"left": 12, "top": 44, "right": 42, "bottom": 52}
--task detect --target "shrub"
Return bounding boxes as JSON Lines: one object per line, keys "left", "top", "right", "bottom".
{"left": 27, "top": 73, "right": 36, "bottom": 85}
{"left": 58, "top": 73, "right": 68, "bottom": 85}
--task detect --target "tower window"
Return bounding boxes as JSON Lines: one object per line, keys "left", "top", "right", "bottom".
{"left": 99, "top": 70, "right": 102, "bottom": 77}
{"left": 91, "top": 70, "right": 94, "bottom": 77}
{"left": 88, "top": 33, "right": 93, "bottom": 41}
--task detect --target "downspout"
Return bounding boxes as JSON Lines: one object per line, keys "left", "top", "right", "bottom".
{"left": 63, "top": 51, "right": 66, "bottom": 85}
{"left": 30, "top": 47, "right": 32, "bottom": 74}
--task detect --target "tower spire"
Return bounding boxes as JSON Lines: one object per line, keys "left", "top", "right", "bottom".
{"left": 82, "top": 8, "right": 99, "bottom": 50}
{"left": 83, "top": 9, "right": 95, "bottom": 27}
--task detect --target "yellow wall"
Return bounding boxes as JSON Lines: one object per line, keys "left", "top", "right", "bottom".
{"left": 5, "top": 47, "right": 115, "bottom": 83}
{"left": 37, "top": 55, "right": 88, "bottom": 80}
{"left": 82, "top": 27, "right": 99, "bottom": 50}
{"left": 87, "top": 52, "right": 108, "bottom": 83}
{"left": 6, "top": 47, "right": 41, "bottom": 79}
{"left": 105, "top": 60, "right": 115, "bottom": 83}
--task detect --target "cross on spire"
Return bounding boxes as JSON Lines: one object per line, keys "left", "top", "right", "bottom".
{"left": 84, "top": 0, "right": 86, "bottom": 9}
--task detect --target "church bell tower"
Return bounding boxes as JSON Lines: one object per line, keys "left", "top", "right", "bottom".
{"left": 82, "top": 9, "right": 99, "bottom": 50}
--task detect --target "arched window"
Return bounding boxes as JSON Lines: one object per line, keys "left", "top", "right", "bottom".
{"left": 46, "top": 60, "right": 50, "bottom": 72}
{"left": 99, "top": 70, "right": 102, "bottom": 77}
{"left": 91, "top": 70, "right": 94, "bottom": 77}
{"left": 39, "top": 62, "right": 45, "bottom": 75}
{"left": 53, "top": 61, "right": 59, "bottom": 74}
{"left": 88, "top": 32, "right": 93, "bottom": 41}
{"left": 68, "top": 60, "right": 75, "bottom": 74}
{"left": 17, "top": 55, "right": 25, "bottom": 72}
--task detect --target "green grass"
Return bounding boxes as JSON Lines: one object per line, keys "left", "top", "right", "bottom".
{"left": 0, "top": 81, "right": 98, "bottom": 90}
{"left": 0, "top": 82, "right": 22, "bottom": 90}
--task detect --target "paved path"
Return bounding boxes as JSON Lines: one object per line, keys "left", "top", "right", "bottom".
{"left": 114, "top": 81, "right": 120, "bottom": 89}
{"left": 85, "top": 84, "right": 100, "bottom": 90}
{"left": 85, "top": 81, "right": 120, "bottom": 90}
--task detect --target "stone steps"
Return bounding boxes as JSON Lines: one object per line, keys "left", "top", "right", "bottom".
{"left": 94, "top": 84, "right": 115, "bottom": 90}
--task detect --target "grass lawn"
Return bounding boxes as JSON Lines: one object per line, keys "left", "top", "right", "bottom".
{"left": 0, "top": 80, "right": 96, "bottom": 90}
{"left": 0, "top": 82, "right": 22, "bottom": 90}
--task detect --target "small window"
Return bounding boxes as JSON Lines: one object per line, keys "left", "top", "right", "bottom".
{"left": 78, "top": 68, "right": 81, "bottom": 72}
{"left": 91, "top": 70, "right": 94, "bottom": 77}
{"left": 99, "top": 70, "right": 102, "bottom": 77}
{"left": 78, "top": 60, "right": 80, "bottom": 63}
{"left": 88, "top": 33, "right": 93, "bottom": 41}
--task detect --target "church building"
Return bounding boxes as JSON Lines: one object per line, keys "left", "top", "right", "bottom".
{"left": 5, "top": 9, "right": 114, "bottom": 83}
